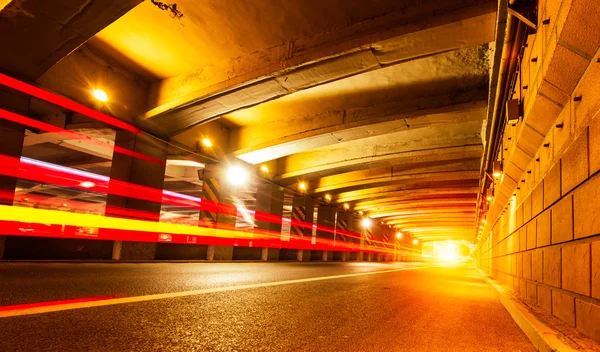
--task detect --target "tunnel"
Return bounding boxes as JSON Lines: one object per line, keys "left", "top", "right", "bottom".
{"left": 0, "top": 0, "right": 599, "bottom": 350}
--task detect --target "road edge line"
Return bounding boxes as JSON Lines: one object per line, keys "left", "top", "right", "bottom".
{"left": 478, "top": 270, "right": 581, "bottom": 352}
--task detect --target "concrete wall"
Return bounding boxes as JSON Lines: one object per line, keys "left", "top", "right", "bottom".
{"left": 475, "top": 0, "right": 600, "bottom": 343}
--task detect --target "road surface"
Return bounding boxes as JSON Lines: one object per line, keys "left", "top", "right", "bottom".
{"left": 0, "top": 261, "right": 534, "bottom": 351}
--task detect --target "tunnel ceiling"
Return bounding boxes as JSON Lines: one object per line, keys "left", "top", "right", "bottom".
{"left": 12, "top": 0, "right": 498, "bottom": 242}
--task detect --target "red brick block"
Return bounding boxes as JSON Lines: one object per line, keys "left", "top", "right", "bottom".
{"left": 576, "top": 300, "right": 600, "bottom": 343}
{"left": 569, "top": 15, "right": 600, "bottom": 131}
{"left": 543, "top": 43, "right": 589, "bottom": 97}
{"left": 556, "top": 0, "right": 600, "bottom": 59}
{"left": 511, "top": 253, "right": 517, "bottom": 276}
{"left": 544, "top": 161, "right": 561, "bottom": 209}
{"left": 516, "top": 205, "right": 523, "bottom": 230}
{"left": 527, "top": 221, "right": 536, "bottom": 250}
{"left": 523, "top": 251, "right": 532, "bottom": 280}
{"left": 518, "top": 124, "right": 545, "bottom": 157}
{"left": 527, "top": 281, "right": 537, "bottom": 303}
{"left": 523, "top": 196, "right": 532, "bottom": 223}
{"left": 519, "top": 278, "right": 527, "bottom": 299}
{"left": 551, "top": 195, "right": 573, "bottom": 244}
{"left": 532, "top": 182, "right": 544, "bottom": 217}
{"left": 505, "top": 161, "right": 525, "bottom": 187}
{"left": 593, "top": 241, "right": 600, "bottom": 300}
{"left": 552, "top": 290, "right": 575, "bottom": 327}
{"left": 591, "top": 116, "right": 600, "bottom": 175}
{"left": 539, "top": 134, "right": 554, "bottom": 177}
{"left": 519, "top": 228, "right": 527, "bottom": 252}
{"left": 574, "top": 174, "right": 600, "bottom": 239}
{"left": 538, "top": 286, "right": 552, "bottom": 313}
{"left": 553, "top": 105, "right": 572, "bottom": 160}
{"left": 532, "top": 249, "right": 543, "bottom": 282}
{"left": 543, "top": 246, "right": 561, "bottom": 287}
{"left": 561, "top": 129, "right": 589, "bottom": 195}
{"left": 562, "top": 243, "right": 591, "bottom": 296}
{"left": 537, "top": 210, "right": 551, "bottom": 247}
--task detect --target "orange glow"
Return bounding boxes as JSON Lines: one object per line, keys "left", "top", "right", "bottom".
{"left": 343, "top": 203, "right": 350, "bottom": 210}
{"left": 413, "top": 239, "right": 419, "bottom": 245}
{"left": 92, "top": 89, "right": 109, "bottom": 102}
{"left": 298, "top": 182, "right": 307, "bottom": 191}
{"left": 227, "top": 165, "right": 248, "bottom": 186}
{"left": 260, "top": 165, "right": 269, "bottom": 173}
{"left": 202, "top": 138, "right": 212, "bottom": 148}
{"left": 361, "top": 218, "right": 371, "bottom": 228}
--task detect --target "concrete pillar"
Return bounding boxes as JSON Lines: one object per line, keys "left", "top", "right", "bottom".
{"left": 281, "top": 195, "right": 314, "bottom": 261}
{"left": 200, "top": 164, "right": 237, "bottom": 260}
{"left": 106, "top": 131, "right": 167, "bottom": 260}
{"left": 255, "top": 182, "right": 284, "bottom": 261}
{"left": 312, "top": 204, "right": 335, "bottom": 261}
{"left": 347, "top": 213, "right": 362, "bottom": 261}
{"left": 0, "top": 87, "right": 28, "bottom": 259}
{"left": 333, "top": 210, "right": 350, "bottom": 261}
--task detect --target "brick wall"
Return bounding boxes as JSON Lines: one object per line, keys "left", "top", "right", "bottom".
{"left": 474, "top": 0, "right": 600, "bottom": 343}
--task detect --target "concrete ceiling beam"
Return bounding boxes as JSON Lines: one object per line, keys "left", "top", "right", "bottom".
{"left": 363, "top": 199, "right": 478, "bottom": 214}
{"left": 337, "top": 184, "right": 479, "bottom": 203}
{"left": 309, "top": 158, "right": 480, "bottom": 194}
{"left": 138, "top": 2, "right": 496, "bottom": 136}
{"left": 0, "top": 0, "right": 142, "bottom": 80}
{"left": 354, "top": 194, "right": 477, "bottom": 210}
{"left": 310, "top": 170, "right": 479, "bottom": 196}
{"left": 233, "top": 90, "right": 487, "bottom": 164}
{"left": 275, "top": 121, "right": 483, "bottom": 180}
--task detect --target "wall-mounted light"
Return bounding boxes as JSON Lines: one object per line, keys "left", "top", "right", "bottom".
{"left": 506, "top": 98, "right": 521, "bottom": 125}
{"left": 260, "top": 165, "right": 269, "bottom": 173}
{"left": 492, "top": 160, "right": 503, "bottom": 178}
{"left": 486, "top": 188, "right": 493, "bottom": 201}
{"left": 343, "top": 203, "right": 350, "bottom": 210}
{"left": 413, "top": 239, "right": 419, "bottom": 245}
{"left": 298, "top": 182, "right": 307, "bottom": 192}
{"left": 324, "top": 194, "right": 332, "bottom": 202}
{"left": 396, "top": 232, "right": 403, "bottom": 239}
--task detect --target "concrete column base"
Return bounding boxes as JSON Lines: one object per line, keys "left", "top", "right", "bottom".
{"left": 261, "top": 248, "right": 280, "bottom": 261}
{"left": 322, "top": 251, "right": 333, "bottom": 261}
{"left": 112, "top": 241, "right": 156, "bottom": 260}
{"left": 357, "top": 252, "right": 364, "bottom": 261}
{"left": 0, "top": 236, "right": 5, "bottom": 259}
{"left": 297, "top": 249, "right": 311, "bottom": 261}
{"left": 207, "top": 245, "right": 234, "bottom": 260}
{"left": 341, "top": 252, "right": 349, "bottom": 261}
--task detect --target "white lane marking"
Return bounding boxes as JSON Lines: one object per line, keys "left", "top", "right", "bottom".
{"left": 1, "top": 264, "right": 436, "bottom": 318}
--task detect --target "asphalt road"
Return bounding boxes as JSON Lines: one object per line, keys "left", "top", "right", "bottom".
{"left": 0, "top": 261, "right": 534, "bottom": 351}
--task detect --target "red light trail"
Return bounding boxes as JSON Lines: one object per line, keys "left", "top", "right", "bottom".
{"left": 0, "top": 73, "right": 422, "bottom": 257}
